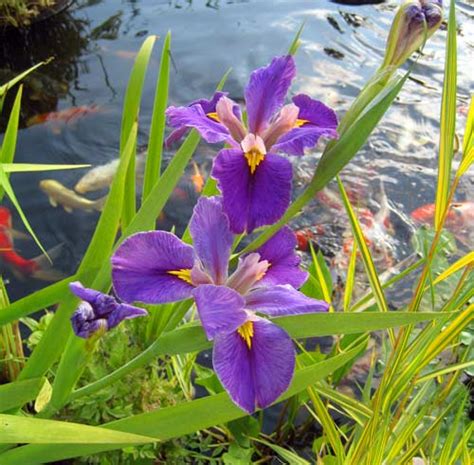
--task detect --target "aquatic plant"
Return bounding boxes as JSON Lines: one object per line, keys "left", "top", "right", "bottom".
{"left": 0, "top": 0, "right": 472, "bottom": 463}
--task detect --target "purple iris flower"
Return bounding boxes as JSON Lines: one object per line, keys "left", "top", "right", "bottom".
{"left": 166, "top": 56, "right": 338, "bottom": 234}
{"left": 111, "top": 196, "right": 329, "bottom": 413}
{"left": 69, "top": 282, "right": 148, "bottom": 339}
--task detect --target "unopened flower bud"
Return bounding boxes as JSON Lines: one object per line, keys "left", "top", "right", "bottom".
{"left": 69, "top": 281, "right": 147, "bottom": 339}
{"left": 383, "top": 0, "right": 443, "bottom": 69}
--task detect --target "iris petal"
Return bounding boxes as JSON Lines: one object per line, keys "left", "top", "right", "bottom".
{"left": 212, "top": 149, "right": 292, "bottom": 234}
{"left": 255, "top": 226, "right": 308, "bottom": 288}
{"left": 165, "top": 104, "right": 231, "bottom": 145}
{"left": 192, "top": 285, "right": 247, "bottom": 340}
{"left": 245, "top": 56, "right": 296, "bottom": 135}
{"left": 272, "top": 94, "right": 338, "bottom": 156}
{"left": 111, "top": 231, "right": 195, "bottom": 304}
{"left": 245, "top": 285, "right": 329, "bottom": 316}
{"left": 213, "top": 317, "right": 295, "bottom": 413}
{"left": 190, "top": 196, "right": 233, "bottom": 285}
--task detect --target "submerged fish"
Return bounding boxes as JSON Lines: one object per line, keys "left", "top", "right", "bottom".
{"left": 39, "top": 180, "right": 105, "bottom": 213}
{"left": 0, "top": 207, "right": 63, "bottom": 281}
{"left": 411, "top": 201, "right": 474, "bottom": 246}
{"left": 411, "top": 202, "right": 474, "bottom": 229}
{"left": 74, "top": 152, "right": 146, "bottom": 194}
{"left": 27, "top": 105, "right": 101, "bottom": 128}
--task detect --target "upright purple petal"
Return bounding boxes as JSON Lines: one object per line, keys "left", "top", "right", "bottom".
{"left": 212, "top": 149, "right": 292, "bottom": 234}
{"left": 216, "top": 96, "right": 247, "bottom": 143}
{"left": 111, "top": 231, "right": 195, "bottom": 304}
{"left": 245, "top": 285, "right": 329, "bottom": 316}
{"left": 255, "top": 227, "right": 307, "bottom": 288}
{"left": 190, "top": 196, "right": 233, "bottom": 285}
{"left": 192, "top": 285, "right": 247, "bottom": 340}
{"left": 166, "top": 105, "right": 231, "bottom": 145}
{"left": 213, "top": 317, "right": 295, "bottom": 413}
{"left": 245, "top": 56, "right": 296, "bottom": 135}
{"left": 272, "top": 94, "right": 338, "bottom": 156}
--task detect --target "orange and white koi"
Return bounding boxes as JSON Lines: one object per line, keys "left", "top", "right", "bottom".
{"left": 27, "top": 105, "right": 102, "bottom": 127}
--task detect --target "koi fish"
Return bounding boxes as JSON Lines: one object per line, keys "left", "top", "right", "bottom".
{"left": 190, "top": 161, "right": 204, "bottom": 193}
{"left": 411, "top": 202, "right": 474, "bottom": 230}
{"left": 39, "top": 180, "right": 106, "bottom": 213}
{"left": 74, "top": 152, "right": 146, "bottom": 194}
{"left": 27, "top": 105, "right": 102, "bottom": 128}
{"left": 0, "top": 207, "right": 63, "bottom": 281}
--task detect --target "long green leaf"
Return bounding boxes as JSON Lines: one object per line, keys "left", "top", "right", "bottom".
{"left": 142, "top": 31, "right": 171, "bottom": 202}
{"left": 17, "top": 124, "right": 138, "bottom": 382}
{"left": 239, "top": 69, "right": 409, "bottom": 255}
{"left": 0, "top": 378, "right": 45, "bottom": 412}
{"left": 336, "top": 177, "right": 392, "bottom": 341}
{"left": 0, "top": 415, "right": 155, "bottom": 444}
{"left": 2, "top": 163, "right": 90, "bottom": 173}
{"left": 71, "top": 311, "right": 448, "bottom": 401}
{"left": 120, "top": 35, "right": 157, "bottom": 227}
{"left": 0, "top": 60, "right": 50, "bottom": 112}
{"left": 434, "top": 0, "right": 457, "bottom": 229}
{"left": 0, "top": 347, "right": 362, "bottom": 463}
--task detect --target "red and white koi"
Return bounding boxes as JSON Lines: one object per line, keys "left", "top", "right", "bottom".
{"left": 0, "top": 207, "right": 63, "bottom": 281}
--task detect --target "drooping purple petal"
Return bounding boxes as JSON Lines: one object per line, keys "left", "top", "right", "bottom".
{"left": 190, "top": 196, "right": 233, "bottom": 285}
{"left": 111, "top": 231, "right": 195, "bottom": 304}
{"left": 254, "top": 226, "right": 307, "bottom": 288}
{"left": 245, "top": 56, "right": 296, "bottom": 135}
{"left": 212, "top": 149, "right": 292, "bottom": 234}
{"left": 107, "top": 304, "right": 148, "bottom": 329}
{"left": 165, "top": 92, "right": 231, "bottom": 147}
{"left": 192, "top": 285, "right": 248, "bottom": 340}
{"left": 245, "top": 285, "right": 329, "bottom": 316}
{"left": 213, "top": 317, "right": 295, "bottom": 413}
{"left": 272, "top": 94, "right": 338, "bottom": 156}
{"left": 166, "top": 105, "right": 231, "bottom": 145}
{"left": 213, "top": 329, "right": 255, "bottom": 413}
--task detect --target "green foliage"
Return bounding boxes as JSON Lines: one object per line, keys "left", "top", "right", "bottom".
{"left": 0, "top": 6, "right": 471, "bottom": 465}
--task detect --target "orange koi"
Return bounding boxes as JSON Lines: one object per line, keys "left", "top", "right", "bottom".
{"left": 27, "top": 105, "right": 102, "bottom": 127}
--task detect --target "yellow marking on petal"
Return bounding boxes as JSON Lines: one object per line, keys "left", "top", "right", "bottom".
{"left": 207, "top": 112, "right": 220, "bottom": 122}
{"left": 168, "top": 268, "right": 193, "bottom": 284}
{"left": 295, "top": 118, "right": 309, "bottom": 127}
{"left": 244, "top": 149, "right": 265, "bottom": 174}
{"left": 237, "top": 320, "right": 254, "bottom": 349}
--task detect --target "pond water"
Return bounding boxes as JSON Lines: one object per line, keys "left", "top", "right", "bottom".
{"left": 0, "top": 0, "right": 473, "bottom": 304}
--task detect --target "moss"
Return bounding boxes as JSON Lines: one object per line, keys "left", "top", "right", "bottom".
{"left": 0, "top": 0, "right": 59, "bottom": 28}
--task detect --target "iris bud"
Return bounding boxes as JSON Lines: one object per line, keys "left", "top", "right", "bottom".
{"left": 383, "top": 0, "right": 443, "bottom": 69}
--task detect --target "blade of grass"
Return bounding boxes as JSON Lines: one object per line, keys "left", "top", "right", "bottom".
{"left": 120, "top": 35, "right": 157, "bottom": 228}
{"left": 142, "top": 31, "right": 171, "bottom": 203}
{"left": 238, "top": 69, "right": 410, "bottom": 256}
{"left": 2, "top": 163, "right": 90, "bottom": 173}
{"left": 0, "top": 347, "right": 363, "bottom": 464}
{"left": 0, "top": 415, "right": 155, "bottom": 444}
{"left": 336, "top": 176, "right": 394, "bottom": 345}
{"left": 0, "top": 378, "right": 45, "bottom": 412}
{"left": 17, "top": 124, "right": 138, "bottom": 383}
{"left": 434, "top": 0, "right": 457, "bottom": 229}
{"left": 70, "top": 311, "right": 448, "bottom": 401}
